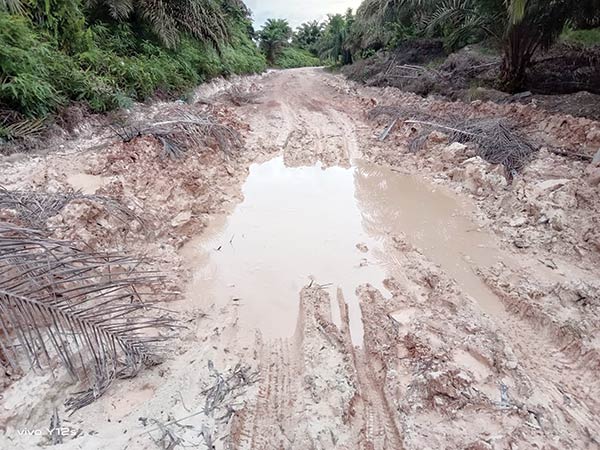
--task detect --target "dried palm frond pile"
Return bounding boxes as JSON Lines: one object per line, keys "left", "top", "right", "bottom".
{"left": 370, "top": 106, "right": 537, "bottom": 177}
{"left": 0, "top": 186, "right": 141, "bottom": 230}
{"left": 0, "top": 108, "right": 46, "bottom": 144}
{"left": 0, "top": 223, "right": 174, "bottom": 412}
{"left": 220, "top": 85, "right": 262, "bottom": 106}
{"left": 115, "top": 108, "right": 243, "bottom": 160}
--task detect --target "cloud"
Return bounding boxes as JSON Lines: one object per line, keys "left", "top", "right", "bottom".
{"left": 245, "top": 0, "right": 362, "bottom": 29}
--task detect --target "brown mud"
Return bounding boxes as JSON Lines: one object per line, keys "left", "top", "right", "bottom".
{"left": 0, "top": 68, "right": 599, "bottom": 450}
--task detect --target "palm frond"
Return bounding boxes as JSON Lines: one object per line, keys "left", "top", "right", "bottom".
{"left": 0, "top": 187, "right": 143, "bottom": 230}
{"left": 369, "top": 106, "right": 536, "bottom": 176}
{"left": 87, "top": 0, "right": 232, "bottom": 49}
{"left": 0, "top": 118, "right": 46, "bottom": 140}
{"left": 0, "top": 0, "right": 25, "bottom": 14}
{"left": 0, "top": 223, "right": 175, "bottom": 412}
{"left": 117, "top": 108, "right": 243, "bottom": 159}
{"left": 505, "top": 0, "right": 527, "bottom": 24}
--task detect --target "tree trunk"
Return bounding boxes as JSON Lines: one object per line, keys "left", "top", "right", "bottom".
{"left": 499, "top": 24, "right": 539, "bottom": 93}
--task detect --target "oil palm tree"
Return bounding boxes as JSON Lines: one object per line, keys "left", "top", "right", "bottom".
{"left": 293, "top": 20, "right": 323, "bottom": 56}
{"left": 359, "top": 0, "right": 600, "bottom": 91}
{"left": 85, "top": 0, "right": 241, "bottom": 48}
{"left": 258, "top": 18, "right": 292, "bottom": 64}
{"left": 421, "top": 0, "right": 600, "bottom": 91}
{"left": 319, "top": 11, "right": 354, "bottom": 64}
{"left": 0, "top": 0, "right": 25, "bottom": 14}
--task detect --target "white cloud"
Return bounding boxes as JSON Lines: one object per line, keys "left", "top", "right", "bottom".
{"left": 245, "top": 0, "right": 363, "bottom": 29}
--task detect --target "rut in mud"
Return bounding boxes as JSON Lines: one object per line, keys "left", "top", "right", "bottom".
{"left": 1, "top": 68, "right": 599, "bottom": 450}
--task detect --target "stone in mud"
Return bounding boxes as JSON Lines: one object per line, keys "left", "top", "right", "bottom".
{"left": 171, "top": 210, "right": 192, "bottom": 228}
{"left": 509, "top": 215, "right": 527, "bottom": 227}
{"left": 356, "top": 243, "right": 369, "bottom": 253}
{"left": 441, "top": 142, "right": 467, "bottom": 163}
{"left": 451, "top": 156, "right": 507, "bottom": 195}
{"left": 534, "top": 178, "right": 570, "bottom": 192}
{"left": 586, "top": 165, "right": 600, "bottom": 187}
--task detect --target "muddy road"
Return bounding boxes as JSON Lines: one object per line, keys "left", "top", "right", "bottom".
{"left": 1, "top": 68, "right": 599, "bottom": 450}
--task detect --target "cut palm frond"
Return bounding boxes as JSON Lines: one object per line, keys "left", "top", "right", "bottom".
{"left": 406, "top": 117, "right": 536, "bottom": 175}
{"left": 369, "top": 106, "right": 536, "bottom": 177}
{"left": 0, "top": 118, "right": 46, "bottom": 141}
{"left": 220, "top": 86, "right": 262, "bottom": 106}
{"left": 0, "top": 223, "right": 174, "bottom": 412}
{"left": 115, "top": 110, "right": 243, "bottom": 159}
{"left": 0, "top": 187, "right": 143, "bottom": 230}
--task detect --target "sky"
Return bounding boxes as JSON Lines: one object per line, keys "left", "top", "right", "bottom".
{"left": 245, "top": 0, "right": 363, "bottom": 30}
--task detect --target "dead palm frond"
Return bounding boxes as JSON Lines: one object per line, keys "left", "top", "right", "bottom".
{"left": 220, "top": 86, "right": 262, "bottom": 106}
{"left": 116, "top": 110, "right": 243, "bottom": 160}
{"left": 0, "top": 118, "right": 46, "bottom": 141}
{"left": 370, "top": 106, "right": 536, "bottom": 177}
{"left": 407, "top": 117, "right": 536, "bottom": 175}
{"left": 0, "top": 187, "right": 143, "bottom": 230}
{"left": 0, "top": 223, "right": 174, "bottom": 412}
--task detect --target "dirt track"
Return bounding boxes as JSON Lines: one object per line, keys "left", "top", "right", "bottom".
{"left": 1, "top": 68, "right": 599, "bottom": 449}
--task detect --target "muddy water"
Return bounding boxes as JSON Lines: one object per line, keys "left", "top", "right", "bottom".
{"left": 354, "top": 163, "right": 506, "bottom": 317}
{"left": 184, "top": 157, "right": 505, "bottom": 346}
{"left": 66, "top": 173, "right": 107, "bottom": 194}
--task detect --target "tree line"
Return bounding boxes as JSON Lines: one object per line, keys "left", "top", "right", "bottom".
{"left": 258, "top": 0, "right": 600, "bottom": 91}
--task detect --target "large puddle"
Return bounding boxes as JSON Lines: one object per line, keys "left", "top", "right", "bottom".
{"left": 184, "top": 157, "right": 505, "bottom": 346}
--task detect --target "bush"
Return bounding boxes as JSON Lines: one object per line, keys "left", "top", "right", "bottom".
{"left": 274, "top": 47, "right": 320, "bottom": 68}
{"left": 0, "top": 11, "right": 266, "bottom": 120}
{"left": 221, "top": 25, "right": 267, "bottom": 75}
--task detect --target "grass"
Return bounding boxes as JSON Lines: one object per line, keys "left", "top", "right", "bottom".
{"left": 560, "top": 27, "right": 600, "bottom": 47}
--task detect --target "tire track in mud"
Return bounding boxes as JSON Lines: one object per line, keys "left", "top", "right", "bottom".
{"left": 231, "top": 287, "right": 404, "bottom": 450}
{"left": 3, "top": 68, "right": 598, "bottom": 450}
{"left": 230, "top": 70, "right": 405, "bottom": 449}
{"left": 244, "top": 69, "right": 359, "bottom": 168}
{"left": 230, "top": 68, "right": 600, "bottom": 450}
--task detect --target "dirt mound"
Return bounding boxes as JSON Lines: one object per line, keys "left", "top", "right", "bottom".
{"left": 528, "top": 44, "right": 600, "bottom": 95}
{"left": 345, "top": 42, "right": 600, "bottom": 120}
{"left": 343, "top": 38, "right": 446, "bottom": 91}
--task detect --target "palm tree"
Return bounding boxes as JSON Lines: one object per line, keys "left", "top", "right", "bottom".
{"left": 421, "top": 0, "right": 600, "bottom": 91}
{"left": 356, "top": 0, "right": 600, "bottom": 91}
{"left": 318, "top": 10, "right": 354, "bottom": 64}
{"left": 0, "top": 0, "right": 25, "bottom": 14}
{"left": 293, "top": 20, "right": 323, "bottom": 56}
{"left": 84, "top": 0, "right": 241, "bottom": 49}
{"left": 258, "top": 18, "right": 292, "bottom": 64}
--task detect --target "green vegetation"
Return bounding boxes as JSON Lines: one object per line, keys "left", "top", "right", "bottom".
{"left": 274, "top": 47, "right": 320, "bottom": 68}
{"left": 3, "top": 0, "right": 599, "bottom": 128}
{"left": 561, "top": 26, "right": 600, "bottom": 46}
{"left": 293, "top": 21, "right": 323, "bottom": 56}
{"left": 318, "top": 11, "right": 354, "bottom": 65}
{"left": 257, "top": 11, "right": 354, "bottom": 68}
{"left": 257, "top": 18, "right": 292, "bottom": 64}
{"left": 278, "top": 0, "right": 599, "bottom": 92}
{"left": 0, "top": 0, "right": 266, "bottom": 125}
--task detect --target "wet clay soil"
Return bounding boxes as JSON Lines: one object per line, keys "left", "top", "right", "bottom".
{"left": 183, "top": 156, "right": 506, "bottom": 347}
{"left": 1, "top": 68, "right": 599, "bottom": 450}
